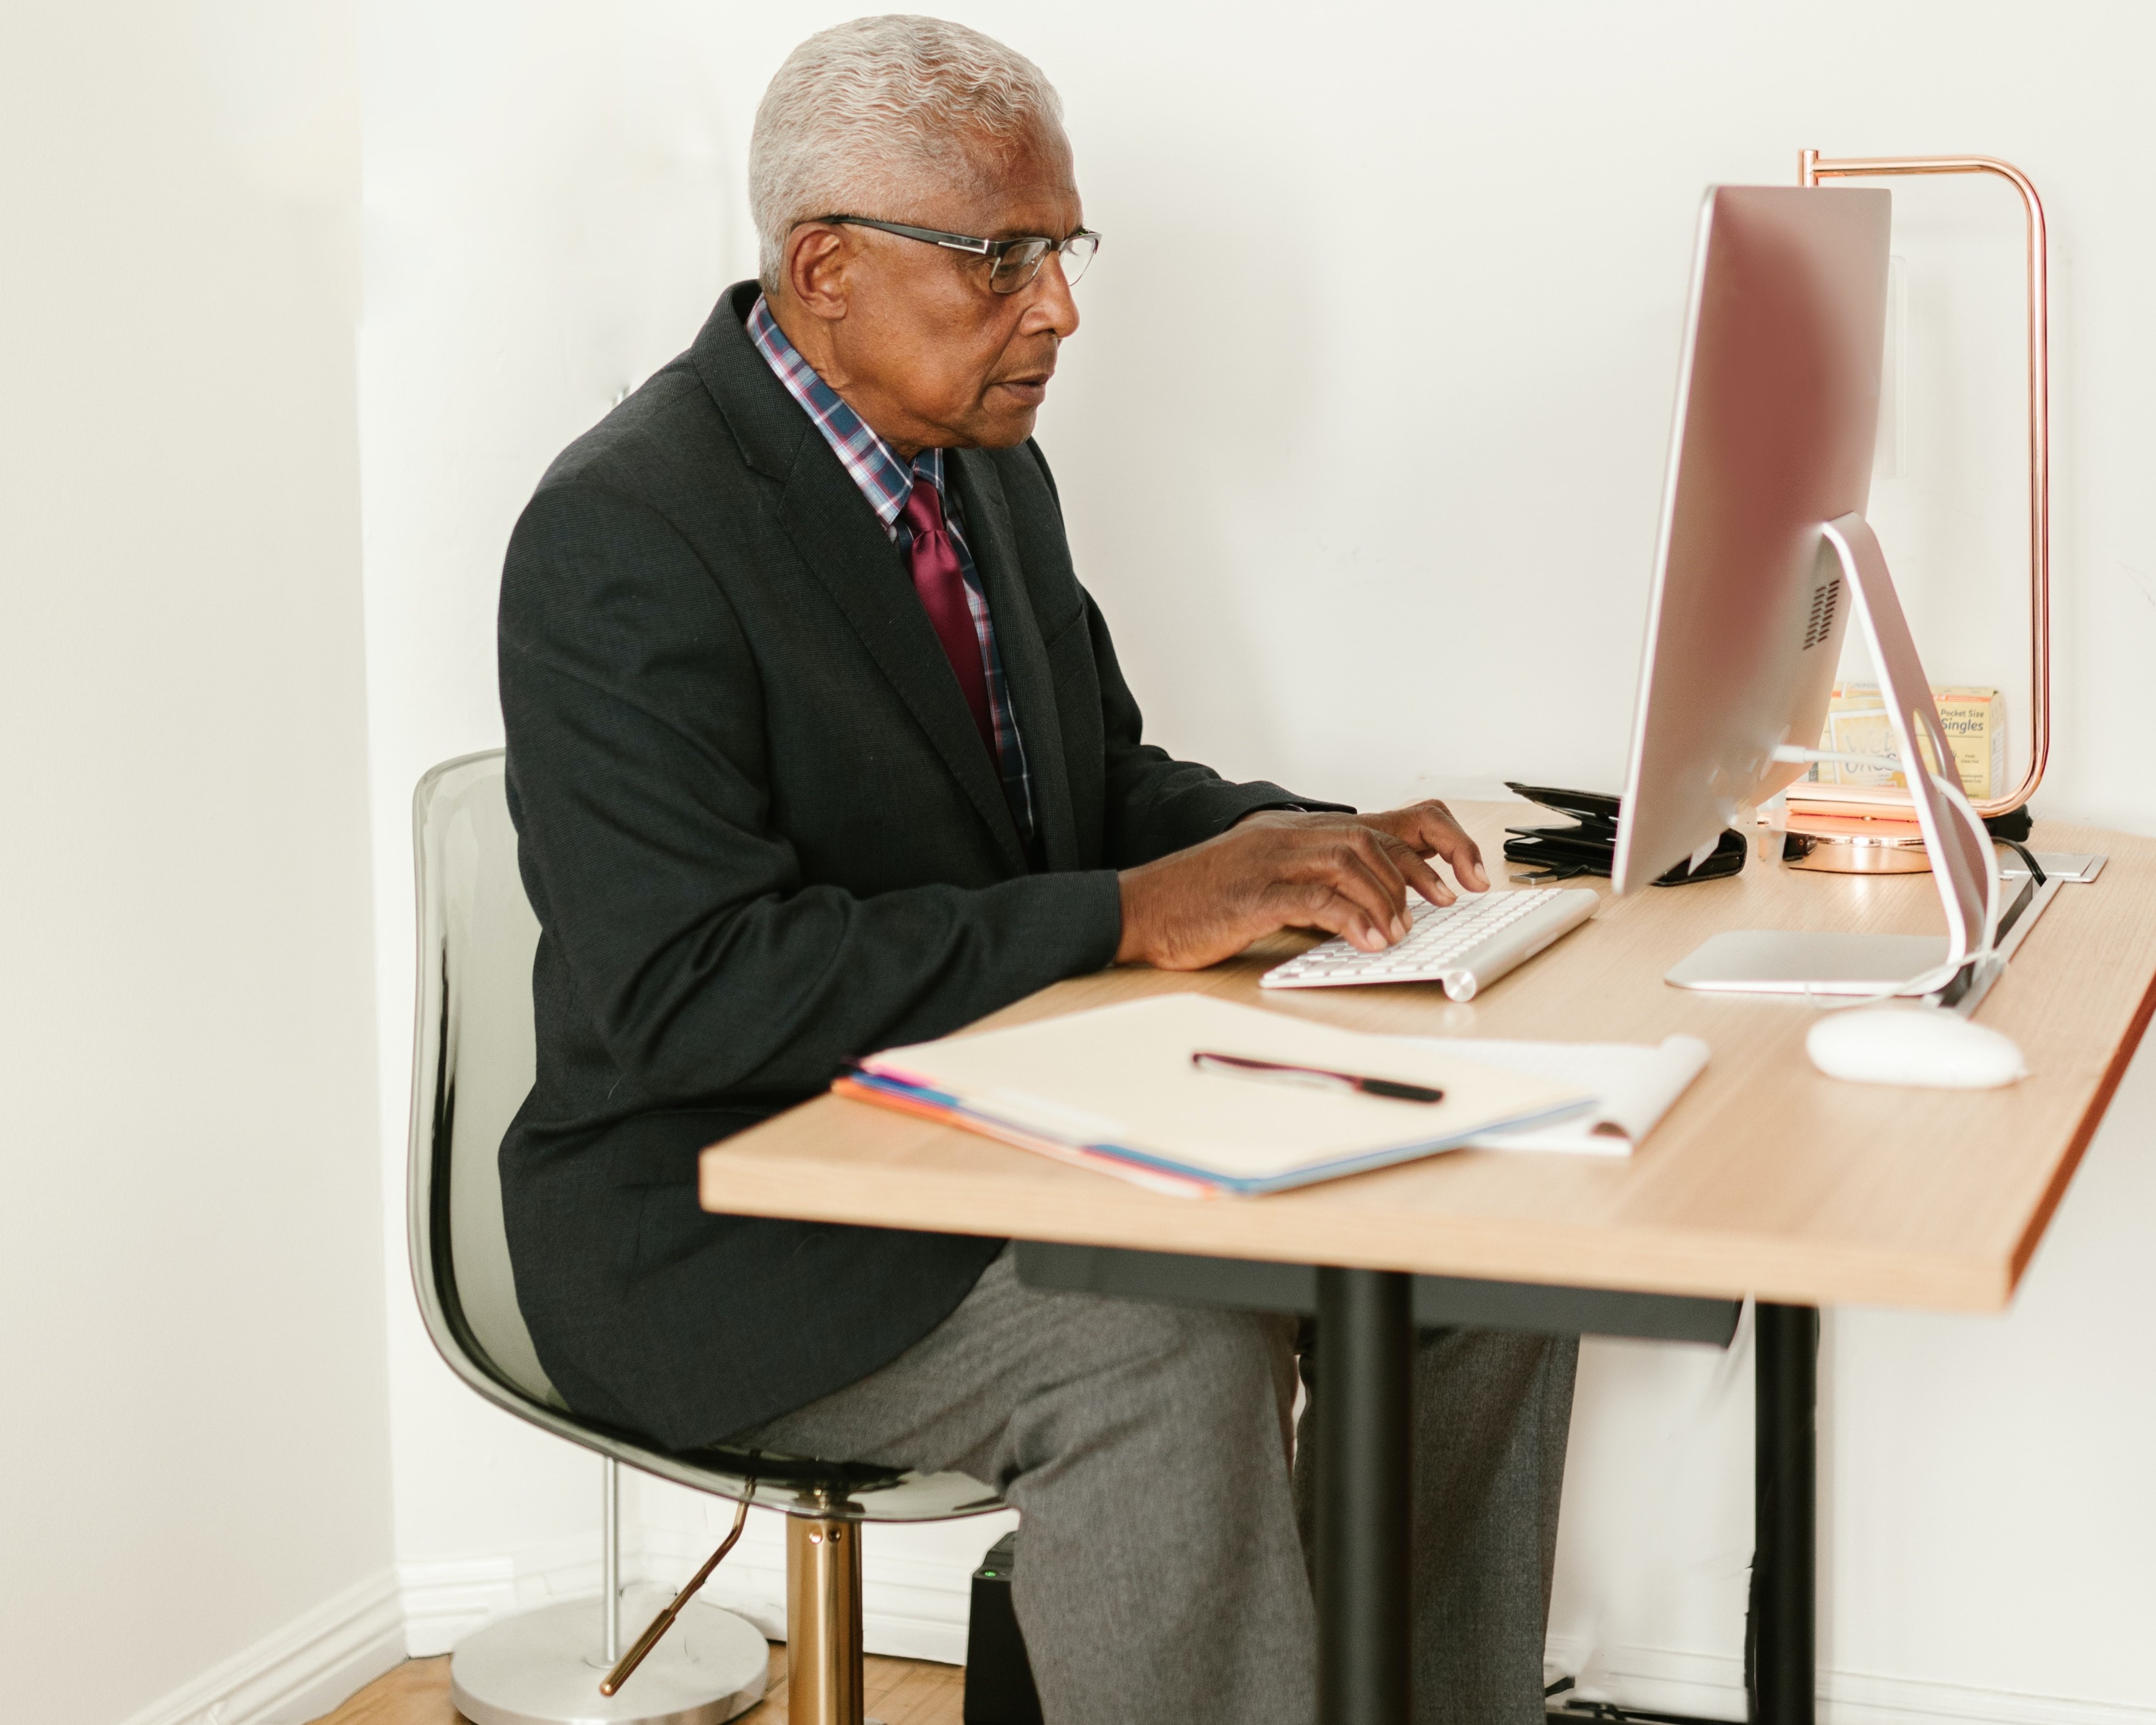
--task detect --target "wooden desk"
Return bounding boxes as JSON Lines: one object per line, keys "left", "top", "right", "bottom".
{"left": 701, "top": 803, "right": 2156, "bottom": 1724}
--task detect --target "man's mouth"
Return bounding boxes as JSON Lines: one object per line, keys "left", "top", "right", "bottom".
{"left": 993, "top": 375, "right": 1051, "bottom": 405}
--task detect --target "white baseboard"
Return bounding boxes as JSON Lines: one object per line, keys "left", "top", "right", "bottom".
{"left": 397, "top": 1532, "right": 600, "bottom": 1657}
{"left": 1547, "top": 1636, "right": 1745, "bottom": 1721}
{"left": 117, "top": 1567, "right": 405, "bottom": 1725}
{"left": 131, "top": 1547, "right": 2156, "bottom": 1725}
{"left": 1547, "top": 1638, "right": 2156, "bottom": 1725}
{"left": 1821, "top": 1668, "right": 2156, "bottom": 1725}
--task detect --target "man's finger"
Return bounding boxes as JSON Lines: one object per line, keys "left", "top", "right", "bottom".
{"left": 1346, "top": 830, "right": 1436, "bottom": 936}
{"left": 1283, "top": 883, "right": 1391, "bottom": 953}
{"left": 1308, "top": 841, "right": 1410, "bottom": 943}
{"left": 1356, "top": 801, "right": 1441, "bottom": 854}
{"left": 1377, "top": 832, "right": 1454, "bottom": 907}
{"left": 1391, "top": 801, "right": 1487, "bottom": 892}
{"left": 1264, "top": 835, "right": 1406, "bottom": 942}
{"left": 1338, "top": 830, "right": 1418, "bottom": 925}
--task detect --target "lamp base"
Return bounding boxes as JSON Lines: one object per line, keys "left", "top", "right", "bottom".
{"left": 1781, "top": 811, "right": 1931, "bottom": 874}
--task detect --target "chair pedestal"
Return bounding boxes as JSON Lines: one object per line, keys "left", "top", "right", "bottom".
{"left": 450, "top": 1587, "right": 767, "bottom": 1725}
{"left": 787, "top": 1513, "right": 873, "bottom": 1725}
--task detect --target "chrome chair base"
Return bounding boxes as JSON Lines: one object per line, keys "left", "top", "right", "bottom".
{"left": 451, "top": 1587, "right": 768, "bottom": 1725}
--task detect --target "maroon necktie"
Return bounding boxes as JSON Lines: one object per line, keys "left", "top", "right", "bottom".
{"left": 901, "top": 480, "right": 996, "bottom": 757}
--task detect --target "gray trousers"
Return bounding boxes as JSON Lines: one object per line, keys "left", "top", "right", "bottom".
{"left": 739, "top": 1249, "right": 1575, "bottom": 1725}
{"left": 1294, "top": 1325, "right": 1579, "bottom": 1724}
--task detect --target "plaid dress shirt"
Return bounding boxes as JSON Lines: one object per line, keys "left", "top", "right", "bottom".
{"left": 748, "top": 294, "right": 1037, "bottom": 845}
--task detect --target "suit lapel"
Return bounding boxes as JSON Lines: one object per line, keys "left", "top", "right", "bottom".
{"left": 769, "top": 435, "right": 1027, "bottom": 873}
{"left": 692, "top": 284, "right": 1030, "bottom": 872}
{"left": 950, "top": 450, "right": 1080, "bottom": 872}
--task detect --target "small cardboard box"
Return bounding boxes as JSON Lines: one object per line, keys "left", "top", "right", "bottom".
{"left": 1810, "top": 683, "right": 2006, "bottom": 798}
{"left": 1934, "top": 686, "right": 2008, "bottom": 800}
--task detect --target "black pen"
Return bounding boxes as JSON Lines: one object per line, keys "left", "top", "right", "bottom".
{"left": 1191, "top": 1050, "right": 1445, "bottom": 1104}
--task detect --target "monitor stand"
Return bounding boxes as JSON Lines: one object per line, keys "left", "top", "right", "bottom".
{"left": 1666, "top": 513, "right": 1998, "bottom": 1003}
{"left": 1668, "top": 929, "right": 1953, "bottom": 995}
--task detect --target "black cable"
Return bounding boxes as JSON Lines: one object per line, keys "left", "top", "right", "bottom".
{"left": 1998, "top": 837, "right": 2046, "bottom": 887}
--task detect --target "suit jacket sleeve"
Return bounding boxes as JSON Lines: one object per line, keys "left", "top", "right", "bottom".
{"left": 499, "top": 481, "right": 1124, "bottom": 1106}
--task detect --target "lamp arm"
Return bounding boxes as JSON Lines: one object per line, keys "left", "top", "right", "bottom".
{"left": 1798, "top": 149, "right": 2049, "bottom": 819}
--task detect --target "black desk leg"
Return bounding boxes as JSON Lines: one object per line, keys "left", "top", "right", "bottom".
{"left": 1748, "top": 1303, "right": 1820, "bottom": 1724}
{"left": 1317, "top": 1267, "right": 1414, "bottom": 1725}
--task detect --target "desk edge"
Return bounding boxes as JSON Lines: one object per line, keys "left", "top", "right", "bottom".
{"left": 2007, "top": 958, "right": 2156, "bottom": 1295}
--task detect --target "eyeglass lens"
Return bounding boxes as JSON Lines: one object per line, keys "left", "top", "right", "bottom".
{"left": 989, "top": 232, "right": 1099, "bottom": 294}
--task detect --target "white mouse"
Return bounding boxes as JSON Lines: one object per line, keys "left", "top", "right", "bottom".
{"left": 1806, "top": 1006, "right": 2027, "bottom": 1089}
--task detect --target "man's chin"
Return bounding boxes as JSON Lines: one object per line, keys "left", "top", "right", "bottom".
{"left": 968, "top": 404, "right": 1044, "bottom": 449}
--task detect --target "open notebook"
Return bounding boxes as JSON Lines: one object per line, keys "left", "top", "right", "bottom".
{"left": 836, "top": 994, "right": 1595, "bottom": 1196}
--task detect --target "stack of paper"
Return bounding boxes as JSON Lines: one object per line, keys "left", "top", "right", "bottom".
{"left": 835, "top": 994, "right": 1597, "bottom": 1195}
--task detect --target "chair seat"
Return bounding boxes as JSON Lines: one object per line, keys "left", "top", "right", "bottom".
{"left": 438, "top": 1306, "right": 1007, "bottom": 1524}
{"left": 671, "top": 1445, "right": 1005, "bottom": 1523}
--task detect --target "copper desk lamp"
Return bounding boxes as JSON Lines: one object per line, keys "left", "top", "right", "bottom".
{"left": 1782, "top": 150, "right": 2050, "bottom": 872}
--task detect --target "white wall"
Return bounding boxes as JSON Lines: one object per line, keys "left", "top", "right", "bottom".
{"left": 355, "top": 0, "right": 1019, "bottom": 1656}
{"left": 349, "top": 0, "right": 2156, "bottom": 1717}
{"left": 357, "top": 0, "right": 726, "bottom": 1635}
{"left": 0, "top": 4, "right": 399, "bottom": 1722}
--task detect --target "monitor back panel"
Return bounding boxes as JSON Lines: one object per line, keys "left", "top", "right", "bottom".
{"left": 1612, "top": 185, "right": 1891, "bottom": 892}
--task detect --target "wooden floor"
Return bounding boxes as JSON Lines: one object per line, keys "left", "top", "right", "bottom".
{"left": 312, "top": 1646, "right": 965, "bottom": 1725}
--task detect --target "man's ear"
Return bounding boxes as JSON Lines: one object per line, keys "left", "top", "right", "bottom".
{"left": 785, "top": 224, "right": 851, "bottom": 322}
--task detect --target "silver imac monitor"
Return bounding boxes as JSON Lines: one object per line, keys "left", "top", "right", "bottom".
{"left": 1609, "top": 185, "right": 1998, "bottom": 994}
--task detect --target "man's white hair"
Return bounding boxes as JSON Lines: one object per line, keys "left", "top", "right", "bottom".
{"left": 750, "top": 15, "right": 1065, "bottom": 291}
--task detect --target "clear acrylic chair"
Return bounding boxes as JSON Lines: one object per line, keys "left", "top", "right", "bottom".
{"left": 410, "top": 750, "right": 1007, "bottom": 1725}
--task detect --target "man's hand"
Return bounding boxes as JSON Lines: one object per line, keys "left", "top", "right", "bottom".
{"left": 1114, "top": 802, "right": 1489, "bottom": 970}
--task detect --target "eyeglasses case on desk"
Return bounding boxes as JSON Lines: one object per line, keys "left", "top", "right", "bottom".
{"left": 1502, "top": 781, "right": 1745, "bottom": 887}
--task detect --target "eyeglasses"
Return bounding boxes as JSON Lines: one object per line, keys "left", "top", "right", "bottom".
{"left": 818, "top": 215, "right": 1101, "bottom": 295}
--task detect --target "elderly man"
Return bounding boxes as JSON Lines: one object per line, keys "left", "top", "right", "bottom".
{"left": 498, "top": 15, "right": 1573, "bottom": 1724}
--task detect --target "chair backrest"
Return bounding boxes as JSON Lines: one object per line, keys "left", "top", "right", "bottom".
{"left": 408, "top": 750, "right": 562, "bottom": 1409}
{"left": 406, "top": 750, "right": 1007, "bottom": 1521}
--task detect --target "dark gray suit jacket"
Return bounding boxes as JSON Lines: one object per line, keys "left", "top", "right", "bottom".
{"left": 497, "top": 280, "right": 1334, "bottom": 1450}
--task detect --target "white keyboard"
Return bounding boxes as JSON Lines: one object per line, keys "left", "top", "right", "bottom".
{"left": 1259, "top": 887, "right": 1598, "bottom": 1002}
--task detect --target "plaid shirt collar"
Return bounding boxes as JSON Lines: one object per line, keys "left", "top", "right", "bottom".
{"left": 747, "top": 293, "right": 945, "bottom": 538}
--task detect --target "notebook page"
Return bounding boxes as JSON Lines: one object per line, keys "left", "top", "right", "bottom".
{"left": 1383, "top": 1034, "right": 1710, "bottom": 1156}
{"left": 860, "top": 994, "right": 1593, "bottom": 1184}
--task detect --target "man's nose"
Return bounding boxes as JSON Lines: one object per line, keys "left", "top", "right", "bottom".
{"left": 1023, "top": 254, "right": 1081, "bottom": 338}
